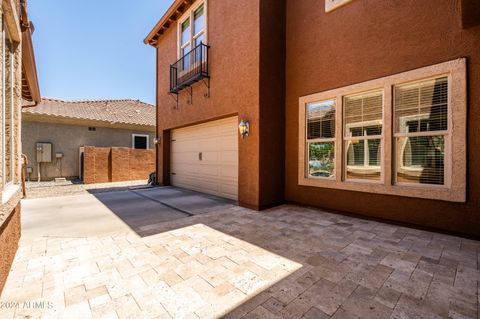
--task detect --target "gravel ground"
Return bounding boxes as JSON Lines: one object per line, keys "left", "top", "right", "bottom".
{"left": 25, "top": 180, "right": 149, "bottom": 199}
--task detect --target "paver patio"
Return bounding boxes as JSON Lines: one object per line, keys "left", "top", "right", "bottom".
{"left": 0, "top": 202, "right": 479, "bottom": 318}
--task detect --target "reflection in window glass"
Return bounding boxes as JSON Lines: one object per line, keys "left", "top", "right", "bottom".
{"left": 307, "top": 100, "right": 335, "bottom": 139}
{"left": 306, "top": 99, "right": 336, "bottom": 179}
{"left": 394, "top": 77, "right": 448, "bottom": 185}
{"left": 346, "top": 139, "right": 381, "bottom": 180}
{"left": 194, "top": 5, "right": 204, "bottom": 35}
{"left": 396, "top": 136, "right": 444, "bottom": 185}
{"left": 308, "top": 142, "right": 335, "bottom": 178}
{"left": 344, "top": 92, "right": 383, "bottom": 181}
{"left": 395, "top": 77, "right": 448, "bottom": 133}
{"left": 181, "top": 19, "right": 190, "bottom": 46}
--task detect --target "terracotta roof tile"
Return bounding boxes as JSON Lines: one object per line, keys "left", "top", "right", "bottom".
{"left": 23, "top": 98, "right": 156, "bottom": 127}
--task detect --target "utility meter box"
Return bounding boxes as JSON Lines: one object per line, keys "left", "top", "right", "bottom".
{"left": 36, "top": 142, "right": 52, "bottom": 163}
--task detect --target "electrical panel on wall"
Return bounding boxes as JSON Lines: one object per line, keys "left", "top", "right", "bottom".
{"left": 36, "top": 142, "right": 52, "bottom": 163}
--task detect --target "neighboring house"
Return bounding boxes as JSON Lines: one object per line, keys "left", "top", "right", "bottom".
{"left": 145, "top": 0, "right": 480, "bottom": 236}
{"left": 0, "top": 0, "right": 41, "bottom": 293}
{"left": 22, "top": 98, "right": 156, "bottom": 181}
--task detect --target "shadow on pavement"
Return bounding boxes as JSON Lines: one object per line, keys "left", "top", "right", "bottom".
{"left": 88, "top": 186, "right": 236, "bottom": 237}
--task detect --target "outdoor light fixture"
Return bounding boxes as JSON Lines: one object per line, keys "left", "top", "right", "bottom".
{"left": 239, "top": 120, "right": 250, "bottom": 139}
{"left": 154, "top": 137, "right": 161, "bottom": 145}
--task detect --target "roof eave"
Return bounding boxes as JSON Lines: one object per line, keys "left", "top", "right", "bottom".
{"left": 22, "top": 25, "right": 41, "bottom": 104}
{"left": 144, "top": 0, "right": 194, "bottom": 46}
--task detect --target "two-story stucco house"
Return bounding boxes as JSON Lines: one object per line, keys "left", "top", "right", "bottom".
{"left": 0, "top": 0, "right": 40, "bottom": 293}
{"left": 145, "top": 0, "right": 480, "bottom": 237}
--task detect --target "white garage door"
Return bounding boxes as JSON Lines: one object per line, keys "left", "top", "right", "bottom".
{"left": 171, "top": 117, "right": 238, "bottom": 200}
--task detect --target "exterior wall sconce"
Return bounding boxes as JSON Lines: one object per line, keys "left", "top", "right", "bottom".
{"left": 239, "top": 120, "right": 250, "bottom": 139}
{"left": 154, "top": 137, "right": 161, "bottom": 145}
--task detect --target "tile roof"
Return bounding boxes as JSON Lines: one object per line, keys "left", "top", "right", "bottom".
{"left": 23, "top": 98, "right": 156, "bottom": 127}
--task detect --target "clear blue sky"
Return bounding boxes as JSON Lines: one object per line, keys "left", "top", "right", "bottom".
{"left": 28, "top": 0, "right": 174, "bottom": 105}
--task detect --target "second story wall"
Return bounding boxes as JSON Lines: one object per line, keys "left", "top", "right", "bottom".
{"left": 285, "top": 0, "right": 480, "bottom": 236}
{"left": 155, "top": 0, "right": 261, "bottom": 129}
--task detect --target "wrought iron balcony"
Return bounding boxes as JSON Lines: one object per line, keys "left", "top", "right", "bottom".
{"left": 170, "top": 43, "right": 210, "bottom": 94}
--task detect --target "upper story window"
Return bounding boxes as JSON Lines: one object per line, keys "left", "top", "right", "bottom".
{"left": 178, "top": 1, "right": 207, "bottom": 60}
{"left": 298, "top": 59, "right": 467, "bottom": 202}
{"left": 170, "top": 0, "right": 210, "bottom": 96}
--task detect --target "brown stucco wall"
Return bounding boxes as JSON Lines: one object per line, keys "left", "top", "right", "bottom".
{"left": 258, "top": 0, "right": 286, "bottom": 208}
{"left": 0, "top": 204, "right": 20, "bottom": 295}
{"left": 155, "top": 0, "right": 262, "bottom": 208}
{"left": 83, "top": 146, "right": 155, "bottom": 184}
{"left": 22, "top": 121, "right": 155, "bottom": 180}
{"left": 284, "top": 0, "right": 480, "bottom": 236}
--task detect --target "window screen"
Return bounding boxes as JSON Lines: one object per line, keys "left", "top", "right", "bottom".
{"left": 344, "top": 92, "right": 383, "bottom": 181}
{"left": 394, "top": 77, "right": 448, "bottom": 185}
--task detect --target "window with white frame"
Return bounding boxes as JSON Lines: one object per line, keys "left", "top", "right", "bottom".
{"left": 306, "top": 100, "right": 336, "bottom": 179}
{"left": 132, "top": 134, "right": 149, "bottom": 150}
{"left": 394, "top": 77, "right": 448, "bottom": 186}
{"left": 2, "top": 17, "right": 15, "bottom": 186}
{"left": 178, "top": 1, "right": 206, "bottom": 61}
{"left": 298, "top": 59, "right": 466, "bottom": 202}
{"left": 344, "top": 91, "right": 383, "bottom": 181}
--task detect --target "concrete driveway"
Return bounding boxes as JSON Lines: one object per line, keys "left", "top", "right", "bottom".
{"left": 22, "top": 186, "right": 236, "bottom": 239}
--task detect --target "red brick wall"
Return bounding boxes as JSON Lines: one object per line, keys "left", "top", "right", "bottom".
{"left": 128, "top": 149, "right": 156, "bottom": 181}
{"left": 0, "top": 204, "right": 21, "bottom": 295}
{"left": 84, "top": 147, "right": 155, "bottom": 184}
{"left": 111, "top": 148, "right": 130, "bottom": 182}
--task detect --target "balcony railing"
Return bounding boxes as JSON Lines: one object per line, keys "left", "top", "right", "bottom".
{"left": 170, "top": 43, "right": 210, "bottom": 94}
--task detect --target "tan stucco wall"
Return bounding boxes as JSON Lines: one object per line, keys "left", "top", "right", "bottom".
{"left": 22, "top": 120, "right": 155, "bottom": 180}
{"left": 0, "top": 0, "right": 24, "bottom": 295}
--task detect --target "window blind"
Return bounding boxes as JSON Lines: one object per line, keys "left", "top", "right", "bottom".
{"left": 394, "top": 77, "right": 448, "bottom": 185}
{"left": 395, "top": 77, "right": 448, "bottom": 133}
{"left": 344, "top": 92, "right": 383, "bottom": 181}
{"left": 306, "top": 100, "right": 336, "bottom": 179}
{"left": 344, "top": 92, "right": 383, "bottom": 136}
{"left": 307, "top": 100, "right": 335, "bottom": 140}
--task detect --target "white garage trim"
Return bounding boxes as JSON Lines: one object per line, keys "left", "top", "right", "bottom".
{"left": 171, "top": 117, "right": 238, "bottom": 200}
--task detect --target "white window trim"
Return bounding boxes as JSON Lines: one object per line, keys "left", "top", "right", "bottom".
{"left": 132, "top": 134, "right": 149, "bottom": 150}
{"left": 298, "top": 58, "right": 467, "bottom": 202}
{"left": 177, "top": 0, "right": 208, "bottom": 60}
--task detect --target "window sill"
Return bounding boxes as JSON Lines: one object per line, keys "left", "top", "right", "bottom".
{"left": 298, "top": 177, "right": 464, "bottom": 203}
{"left": 1, "top": 184, "right": 21, "bottom": 205}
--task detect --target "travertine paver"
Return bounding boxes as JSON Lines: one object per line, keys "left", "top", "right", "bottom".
{"left": 0, "top": 204, "right": 479, "bottom": 319}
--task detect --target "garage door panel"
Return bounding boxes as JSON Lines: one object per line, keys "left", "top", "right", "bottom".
{"left": 171, "top": 117, "right": 238, "bottom": 200}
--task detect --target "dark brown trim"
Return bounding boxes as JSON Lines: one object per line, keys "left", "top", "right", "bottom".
{"left": 144, "top": 0, "right": 194, "bottom": 46}
{"left": 21, "top": 21, "right": 41, "bottom": 103}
